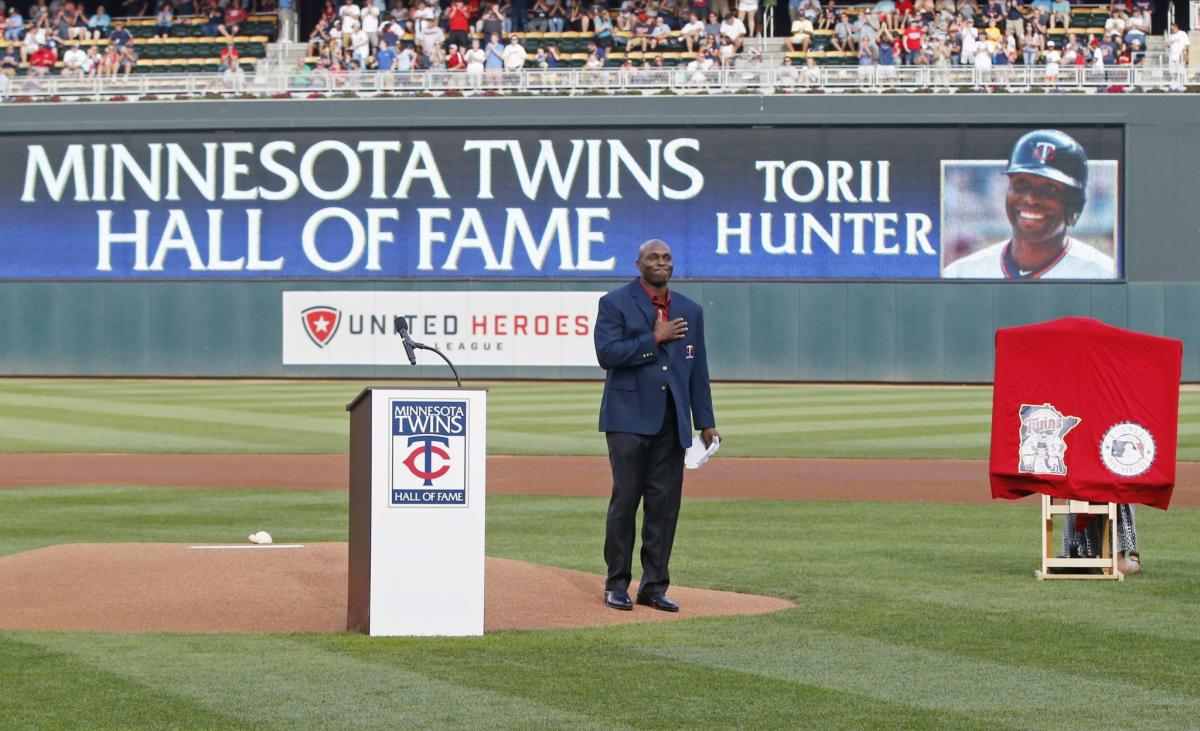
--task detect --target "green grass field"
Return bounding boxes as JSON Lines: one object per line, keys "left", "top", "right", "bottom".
{"left": 1, "top": 379, "right": 1198, "bottom": 729}
{"left": 1, "top": 378, "right": 1199, "bottom": 459}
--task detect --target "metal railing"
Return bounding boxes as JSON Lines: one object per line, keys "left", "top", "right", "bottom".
{"left": 0, "top": 64, "right": 1192, "bottom": 101}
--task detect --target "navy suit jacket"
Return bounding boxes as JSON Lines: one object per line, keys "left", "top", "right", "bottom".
{"left": 595, "top": 280, "right": 716, "bottom": 450}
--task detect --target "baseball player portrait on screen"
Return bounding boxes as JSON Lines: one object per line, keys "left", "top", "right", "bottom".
{"left": 940, "top": 129, "right": 1120, "bottom": 281}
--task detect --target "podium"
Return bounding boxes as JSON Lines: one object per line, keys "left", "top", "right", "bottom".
{"left": 345, "top": 387, "right": 487, "bottom": 636}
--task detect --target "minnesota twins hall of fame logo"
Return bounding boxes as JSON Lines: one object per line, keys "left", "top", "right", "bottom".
{"left": 1018, "top": 403, "right": 1081, "bottom": 475}
{"left": 1100, "top": 422, "right": 1156, "bottom": 478}
{"left": 389, "top": 400, "right": 469, "bottom": 507}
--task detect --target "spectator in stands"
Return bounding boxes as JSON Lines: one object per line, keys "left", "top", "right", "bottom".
{"left": 627, "top": 10, "right": 652, "bottom": 50}
{"left": 202, "top": 3, "right": 223, "bottom": 36}
{"left": 1021, "top": 24, "right": 1040, "bottom": 63}
{"left": 308, "top": 18, "right": 331, "bottom": 55}
{"left": 785, "top": 13, "right": 811, "bottom": 51}
{"left": 545, "top": 42, "right": 562, "bottom": 65}
{"left": 564, "top": 0, "right": 582, "bottom": 31}
{"left": 117, "top": 39, "right": 137, "bottom": 77}
{"left": 528, "top": 0, "right": 550, "bottom": 31}
{"left": 1049, "top": 0, "right": 1068, "bottom": 30}
{"left": 107, "top": 18, "right": 130, "bottom": 47}
{"left": 374, "top": 37, "right": 395, "bottom": 69}
{"left": 872, "top": 0, "right": 896, "bottom": 30}
{"left": 592, "top": 6, "right": 613, "bottom": 47}
{"left": 546, "top": 0, "right": 566, "bottom": 32}
{"left": 901, "top": 18, "right": 922, "bottom": 62}
{"left": 395, "top": 40, "right": 416, "bottom": 70}
{"left": 483, "top": 31, "right": 503, "bottom": 80}
{"left": 584, "top": 38, "right": 605, "bottom": 66}
{"left": 796, "top": 0, "right": 820, "bottom": 23}
{"left": 87, "top": 5, "right": 110, "bottom": 39}
{"left": 503, "top": 33, "right": 525, "bottom": 68}
{"left": 223, "top": 0, "right": 247, "bottom": 37}
{"left": 218, "top": 37, "right": 240, "bottom": 69}
{"left": 61, "top": 39, "right": 85, "bottom": 73}
{"left": 349, "top": 20, "right": 368, "bottom": 61}
{"left": 895, "top": 0, "right": 915, "bottom": 26}
{"left": 446, "top": 42, "right": 465, "bottom": 68}
{"left": 464, "top": 36, "right": 484, "bottom": 84}
{"left": 0, "top": 43, "right": 17, "bottom": 74}
{"left": 735, "top": 0, "right": 757, "bottom": 37}
{"left": 1104, "top": 8, "right": 1124, "bottom": 35}
{"left": 957, "top": 0, "right": 979, "bottom": 22}
{"left": 650, "top": 14, "right": 671, "bottom": 48}
{"left": 719, "top": 12, "right": 745, "bottom": 50}
{"left": 854, "top": 10, "right": 879, "bottom": 48}
{"left": 446, "top": 0, "right": 471, "bottom": 50}
{"left": 81, "top": 44, "right": 99, "bottom": 75}
{"left": 177, "top": 0, "right": 196, "bottom": 16}
{"left": 857, "top": 34, "right": 877, "bottom": 68}
{"left": 478, "top": 2, "right": 504, "bottom": 35}
{"left": 1127, "top": 7, "right": 1149, "bottom": 32}
{"left": 154, "top": 2, "right": 174, "bottom": 37}
{"left": 360, "top": 0, "right": 379, "bottom": 52}
{"left": 704, "top": 11, "right": 720, "bottom": 41}
{"left": 418, "top": 17, "right": 443, "bottom": 59}
{"left": 831, "top": 11, "right": 853, "bottom": 50}
{"left": 1005, "top": 0, "right": 1024, "bottom": 39}
{"left": 28, "top": 39, "right": 54, "bottom": 75}
{"left": 877, "top": 27, "right": 898, "bottom": 64}
{"left": 817, "top": 3, "right": 835, "bottom": 28}
{"left": 685, "top": 42, "right": 715, "bottom": 81}
{"left": 100, "top": 39, "right": 119, "bottom": 77}
{"left": 1124, "top": 17, "right": 1144, "bottom": 49}
{"left": 681, "top": 12, "right": 704, "bottom": 50}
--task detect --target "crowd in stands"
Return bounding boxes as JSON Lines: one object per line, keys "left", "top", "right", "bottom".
{"left": 0, "top": 0, "right": 272, "bottom": 79}
{"left": 298, "top": 0, "right": 1171, "bottom": 78}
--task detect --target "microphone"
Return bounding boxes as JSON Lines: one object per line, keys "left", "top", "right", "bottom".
{"left": 393, "top": 316, "right": 418, "bottom": 366}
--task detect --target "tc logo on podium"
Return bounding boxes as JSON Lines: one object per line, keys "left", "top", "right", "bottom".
{"left": 389, "top": 400, "right": 469, "bottom": 507}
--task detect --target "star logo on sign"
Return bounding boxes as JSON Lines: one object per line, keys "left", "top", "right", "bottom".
{"left": 302, "top": 306, "right": 342, "bottom": 348}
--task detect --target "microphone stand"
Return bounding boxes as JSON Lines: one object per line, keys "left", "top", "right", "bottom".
{"left": 413, "top": 343, "right": 463, "bottom": 388}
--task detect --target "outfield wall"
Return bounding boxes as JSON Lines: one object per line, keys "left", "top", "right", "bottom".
{"left": 1, "top": 97, "right": 1197, "bottom": 382}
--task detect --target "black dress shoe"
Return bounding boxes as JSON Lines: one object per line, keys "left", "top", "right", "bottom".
{"left": 635, "top": 593, "right": 679, "bottom": 612}
{"left": 604, "top": 590, "right": 633, "bottom": 611}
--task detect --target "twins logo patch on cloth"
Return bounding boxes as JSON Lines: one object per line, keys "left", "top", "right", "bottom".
{"left": 1100, "top": 422, "right": 1156, "bottom": 478}
{"left": 1017, "top": 403, "right": 1081, "bottom": 476}
{"left": 389, "top": 400, "right": 468, "bottom": 507}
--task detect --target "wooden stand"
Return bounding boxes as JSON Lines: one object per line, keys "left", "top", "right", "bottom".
{"left": 1038, "top": 495, "right": 1123, "bottom": 580}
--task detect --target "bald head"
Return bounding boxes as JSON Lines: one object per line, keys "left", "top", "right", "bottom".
{"left": 636, "top": 239, "right": 673, "bottom": 288}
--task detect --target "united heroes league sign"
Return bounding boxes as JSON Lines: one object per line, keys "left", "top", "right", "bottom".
{"left": 282, "top": 291, "right": 603, "bottom": 366}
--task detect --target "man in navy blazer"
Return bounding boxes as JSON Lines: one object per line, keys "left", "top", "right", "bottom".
{"left": 594, "top": 239, "right": 719, "bottom": 612}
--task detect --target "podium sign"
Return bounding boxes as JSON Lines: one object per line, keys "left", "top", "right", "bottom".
{"left": 346, "top": 387, "right": 487, "bottom": 636}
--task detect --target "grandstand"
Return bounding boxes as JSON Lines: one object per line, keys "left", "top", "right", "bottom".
{"left": 0, "top": 0, "right": 1192, "bottom": 98}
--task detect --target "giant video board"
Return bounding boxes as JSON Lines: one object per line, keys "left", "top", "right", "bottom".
{"left": 1, "top": 125, "right": 1121, "bottom": 281}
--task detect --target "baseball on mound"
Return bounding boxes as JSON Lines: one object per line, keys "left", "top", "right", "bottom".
{"left": 248, "top": 531, "right": 273, "bottom": 545}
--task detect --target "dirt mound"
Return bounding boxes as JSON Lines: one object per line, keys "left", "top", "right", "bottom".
{"left": 0, "top": 543, "right": 794, "bottom": 634}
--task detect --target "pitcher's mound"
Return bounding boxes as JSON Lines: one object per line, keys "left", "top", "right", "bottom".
{"left": 0, "top": 543, "right": 794, "bottom": 634}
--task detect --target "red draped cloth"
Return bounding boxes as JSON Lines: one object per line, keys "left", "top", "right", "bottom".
{"left": 989, "top": 317, "right": 1182, "bottom": 510}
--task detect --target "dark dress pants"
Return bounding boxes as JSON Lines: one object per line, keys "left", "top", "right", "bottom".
{"left": 604, "top": 398, "right": 685, "bottom": 596}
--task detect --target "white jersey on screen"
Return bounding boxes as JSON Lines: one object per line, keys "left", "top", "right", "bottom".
{"left": 942, "top": 237, "right": 1116, "bottom": 279}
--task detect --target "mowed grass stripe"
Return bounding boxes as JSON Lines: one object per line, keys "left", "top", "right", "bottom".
{"left": 0, "top": 635, "right": 257, "bottom": 730}
{"left": 0, "top": 392, "right": 346, "bottom": 436}
{"left": 22, "top": 633, "right": 625, "bottom": 731}
{"left": 636, "top": 620, "right": 1199, "bottom": 730}
{"left": 1, "top": 379, "right": 1199, "bottom": 459}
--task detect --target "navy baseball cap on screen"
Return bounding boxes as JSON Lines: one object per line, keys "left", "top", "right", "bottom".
{"left": 1005, "top": 129, "right": 1089, "bottom": 195}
